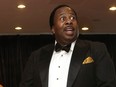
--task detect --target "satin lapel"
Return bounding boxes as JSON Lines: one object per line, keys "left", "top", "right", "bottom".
{"left": 67, "top": 40, "right": 90, "bottom": 87}
{"left": 38, "top": 44, "right": 54, "bottom": 87}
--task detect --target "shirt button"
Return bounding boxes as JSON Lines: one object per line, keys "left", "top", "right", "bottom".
{"left": 57, "top": 78, "right": 59, "bottom": 80}
{"left": 61, "top": 55, "right": 63, "bottom": 57}
{"left": 58, "top": 66, "right": 60, "bottom": 68}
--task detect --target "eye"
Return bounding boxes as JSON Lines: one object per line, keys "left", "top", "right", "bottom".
{"left": 70, "top": 16, "right": 76, "bottom": 20}
{"left": 60, "top": 16, "right": 66, "bottom": 22}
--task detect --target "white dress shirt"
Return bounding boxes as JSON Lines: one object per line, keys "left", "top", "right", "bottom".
{"left": 48, "top": 41, "right": 76, "bottom": 87}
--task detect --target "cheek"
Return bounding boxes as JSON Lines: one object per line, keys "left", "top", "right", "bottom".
{"left": 56, "top": 20, "right": 64, "bottom": 27}
{"left": 73, "top": 21, "right": 78, "bottom": 26}
{"left": 53, "top": 20, "right": 65, "bottom": 33}
{"left": 55, "top": 25, "right": 64, "bottom": 33}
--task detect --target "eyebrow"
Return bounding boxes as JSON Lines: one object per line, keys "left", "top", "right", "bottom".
{"left": 58, "top": 13, "right": 75, "bottom": 17}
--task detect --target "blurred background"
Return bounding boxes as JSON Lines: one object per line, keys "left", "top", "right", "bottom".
{"left": 0, "top": 0, "right": 116, "bottom": 35}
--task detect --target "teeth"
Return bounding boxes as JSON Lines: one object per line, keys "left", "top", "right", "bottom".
{"left": 65, "top": 26, "right": 73, "bottom": 31}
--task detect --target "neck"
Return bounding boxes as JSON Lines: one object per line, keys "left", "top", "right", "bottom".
{"left": 56, "top": 39, "right": 76, "bottom": 46}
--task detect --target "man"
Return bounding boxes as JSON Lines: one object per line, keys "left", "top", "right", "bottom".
{"left": 20, "top": 5, "right": 116, "bottom": 87}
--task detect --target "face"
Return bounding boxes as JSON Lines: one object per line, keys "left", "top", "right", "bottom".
{"left": 52, "top": 7, "right": 79, "bottom": 45}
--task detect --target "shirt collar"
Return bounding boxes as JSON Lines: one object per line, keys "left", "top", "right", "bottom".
{"left": 54, "top": 40, "right": 76, "bottom": 52}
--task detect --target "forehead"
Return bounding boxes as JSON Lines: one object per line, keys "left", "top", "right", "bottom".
{"left": 55, "top": 7, "right": 75, "bottom": 16}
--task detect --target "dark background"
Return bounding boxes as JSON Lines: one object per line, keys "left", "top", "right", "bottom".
{"left": 0, "top": 34, "right": 116, "bottom": 87}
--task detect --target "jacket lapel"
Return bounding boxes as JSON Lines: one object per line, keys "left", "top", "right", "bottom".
{"left": 38, "top": 44, "right": 54, "bottom": 87}
{"left": 67, "top": 39, "right": 90, "bottom": 87}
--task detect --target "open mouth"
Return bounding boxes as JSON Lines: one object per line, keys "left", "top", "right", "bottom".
{"left": 64, "top": 26, "right": 74, "bottom": 35}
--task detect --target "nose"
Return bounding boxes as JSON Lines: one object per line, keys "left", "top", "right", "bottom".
{"left": 65, "top": 19, "right": 72, "bottom": 25}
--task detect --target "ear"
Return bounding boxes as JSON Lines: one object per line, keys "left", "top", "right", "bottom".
{"left": 51, "top": 26, "right": 55, "bottom": 34}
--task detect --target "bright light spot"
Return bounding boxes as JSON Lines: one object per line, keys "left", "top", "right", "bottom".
{"left": 17, "top": 4, "right": 26, "bottom": 9}
{"left": 109, "top": 6, "right": 116, "bottom": 11}
{"left": 15, "top": 27, "right": 22, "bottom": 30}
{"left": 82, "top": 27, "right": 89, "bottom": 31}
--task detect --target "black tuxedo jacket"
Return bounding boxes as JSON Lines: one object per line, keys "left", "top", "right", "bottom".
{"left": 20, "top": 39, "right": 116, "bottom": 87}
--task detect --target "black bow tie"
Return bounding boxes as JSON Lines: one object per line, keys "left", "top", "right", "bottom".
{"left": 55, "top": 43, "right": 71, "bottom": 52}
